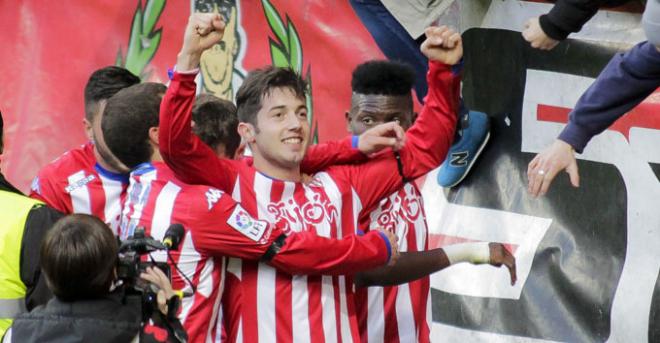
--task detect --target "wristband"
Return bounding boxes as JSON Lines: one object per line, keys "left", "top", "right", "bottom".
{"left": 443, "top": 242, "right": 490, "bottom": 265}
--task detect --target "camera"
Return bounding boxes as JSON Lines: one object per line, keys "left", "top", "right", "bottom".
{"left": 116, "top": 224, "right": 184, "bottom": 320}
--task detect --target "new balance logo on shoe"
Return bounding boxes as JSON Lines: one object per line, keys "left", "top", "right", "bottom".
{"left": 450, "top": 151, "right": 469, "bottom": 167}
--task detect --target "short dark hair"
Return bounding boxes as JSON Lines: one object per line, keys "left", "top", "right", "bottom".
{"left": 102, "top": 82, "right": 166, "bottom": 169}
{"left": 193, "top": 94, "right": 240, "bottom": 157}
{"left": 235, "top": 66, "right": 307, "bottom": 125}
{"left": 40, "top": 214, "right": 117, "bottom": 302}
{"left": 351, "top": 60, "right": 415, "bottom": 96}
{"left": 84, "top": 66, "right": 140, "bottom": 121}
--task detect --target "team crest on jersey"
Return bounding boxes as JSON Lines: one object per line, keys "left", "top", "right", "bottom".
{"left": 205, "top": 188, "right": 223, "bottom": 210}
{"left": 227, "top": 205, "right": 269, "bottom": 242}
{"left": 65, "top": 174, "right": 96, "bottom": 193}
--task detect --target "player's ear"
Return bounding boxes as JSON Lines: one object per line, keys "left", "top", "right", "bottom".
{"left": 238, "top": 122, "right": 256, "bottom": 144}
{"left": 148, "top": 127, "right": 159, "bottom": 146}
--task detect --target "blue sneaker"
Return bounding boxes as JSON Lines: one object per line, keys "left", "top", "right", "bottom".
{"left": 437, "top": 110, "right": 491, "bottom": 188}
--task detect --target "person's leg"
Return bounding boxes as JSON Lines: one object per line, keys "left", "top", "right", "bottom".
{"left": 349, "top": 0, "right": 428, "bottom": 103}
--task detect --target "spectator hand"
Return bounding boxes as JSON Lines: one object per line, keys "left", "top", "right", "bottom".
{"left": 527, "top": 139, "right": 579, "bottom": 197}
{"left": 488, "top": 243, "right": 517, "bottom": 285}
{"left": 140, "top": 266, "right": 177, "bottom": 316}
{"left": 357, "top": 122, "right": 406, "bottom": 155}
{"left": 375, "top": 228, "right": 399, "bottom": 267}
{"left": 523, "top": 17, "right": 559, "bottom": 50}
{"left": 420, "top": 26, "right": 463, "bottom": 65}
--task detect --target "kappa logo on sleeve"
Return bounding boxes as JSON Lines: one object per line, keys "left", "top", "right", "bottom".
{"left": 205, "top": 188, "right": 223, "bottom": 210}
{"left": 227, "top": 205, "right": 269, "bottom": 242}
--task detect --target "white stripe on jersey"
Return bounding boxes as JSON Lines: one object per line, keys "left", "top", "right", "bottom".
{"left": 68, "top": 171, "right": 92, "bottom": 215}
{"left": 210, "top": 258, "right": 226, "bottom": 343}
{"left": 99, "top": 174, "right": 124, "bottom": 234}
{"left": 321, "top": 275, "right": 338, "bottom": 343}
{"left": 292, "top": 275, "right": 311, "bottom": 343}
{"left": 396, "top": 283, "right": 416, "bottom": 343}
{"left": 179, "top": 230, "right": 199, "bottom": 324}
{"left": 255, "top": 175, "right": 276, "bottom": 341}
{"left": 151, "top": 181, "right": 180, "bottom": 239}
{"left": 339, "top": 276, "right": 353, "bottom": 342}
{"left": 366, "top": 287, "right": 385, "bottom": 343}
{"left": 123, "top": 172, "right": 156, "bottom": 238}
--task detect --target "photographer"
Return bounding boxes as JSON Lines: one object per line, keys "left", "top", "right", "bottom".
{"left": 2, "top": 214, "right": 186, "bottom": 343}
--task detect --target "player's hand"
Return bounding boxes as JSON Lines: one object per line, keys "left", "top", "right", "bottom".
{"left": 177, "top": 13, "right": 226, "bottom": 71}
{"left": 357, "top": 121, "right": 406, "bottom": 154}
{"left": 375, "top": 228, "right": 399, "bottom": 266}
{"left": 527, "top": 139, "right": 579, "bottom": 197}
{"left": 488, "top": 243, "right": 517, "bottom": 285}
{"left": 420, "top": 26, "right": 463, "bottom": 65}
{"left": 140, "top": 266, "right": 177, "bottom": 315}
{"left": 522, "top": 17, "right": 559, "bottom": 50}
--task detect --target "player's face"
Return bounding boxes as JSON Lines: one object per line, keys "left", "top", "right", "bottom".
{"left": 347, "top": 100, "right": 413, "bottom": 135}
{"left": 199, "top": 6, "right": 238, "bottom": 101}
{"left": 251, "top": 87, "right": 309, "bottom": 171}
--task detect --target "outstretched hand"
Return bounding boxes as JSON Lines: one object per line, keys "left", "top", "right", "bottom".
{"left": 420, "top": 26, "right": 463, "bottom": 65}
{"left": 176, "top": 13, "right": 226, "bottom": 71}
{"left": 357, "top": 121, "right": 406, "bottom": 155}
{"left": 522, "top": 17, "right": 559, "bottom": 50}
{"left": 527, "top": 139, "right": 579, "bottom": 197}
{"left": 488, "top": 243, "right": 517, "bottom": 285}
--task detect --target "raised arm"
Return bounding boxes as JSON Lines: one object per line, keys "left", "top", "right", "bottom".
{"left": 348, "top": 26, "right": 462, "bottom": 211}
{"left": 188, "top": 187, "right": 399, "bottom": 275}
{"left": 159, "top": 13, "right": 238, "bottom": 191}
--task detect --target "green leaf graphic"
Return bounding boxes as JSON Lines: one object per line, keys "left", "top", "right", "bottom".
{"left": 261, "top": 0, "right": 318, "bottom": 143}
{"left": 116, "top": 0, "right": 166, "bottom": 80}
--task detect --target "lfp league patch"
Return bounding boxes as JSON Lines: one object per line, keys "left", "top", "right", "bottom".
{"left": 227, "top": 205, "right": 269, "bottom": 242}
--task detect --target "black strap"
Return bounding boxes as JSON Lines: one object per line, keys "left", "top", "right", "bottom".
{"left": 394, "top": 152, "right": 411, "bottom": 184}
{"left": 261, "top": 234, "right": 288, "bottom": 262}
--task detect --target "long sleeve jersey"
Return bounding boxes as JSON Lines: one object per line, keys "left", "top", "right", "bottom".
{"left": 29, "top": 142, "right": 128, "bottom": 233}
{"left": 158, "top": 60, "right": 459, "bottom": 342}
{"left": 119, "top": 162, "right": 392, "bottom": 342}
{"left": 559, "top": 41, "right": 660, "bottom": 152}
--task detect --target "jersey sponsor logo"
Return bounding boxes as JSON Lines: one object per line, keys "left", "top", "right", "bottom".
{"left": 30, "top": 177, "right": 41, "bottom": 195}
{"left": 227, "top": 205, "right": 269, "bottom": 242}
{"left": 372, "top": 184, "right": 423, "bottom": 233}
{"left": 65, "top": 174, "right": 96, "bottom": 193}
{"left": 267, "top": 191, "right": 338, "bottom": 233}
{"left": 205, "top": 188, "right": 223, "bottom": 210}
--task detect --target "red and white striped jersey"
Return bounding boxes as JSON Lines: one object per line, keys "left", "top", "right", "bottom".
{"left": 159, "top": 60, "right": 460, "bottom": 343}
{"left": 355, "top": 182, "right": 431, "bottom": 343}
{"left": 120, "top": 162, "right": 392, "bottom": 343}
{"left": 29, "top": 141, "right": 128, "bottom": 233}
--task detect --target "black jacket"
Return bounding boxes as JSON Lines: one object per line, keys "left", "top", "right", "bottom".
{"left": 540, "top": 0, "right": 640, "bottom": 40}
{"left": 6, "top": 294, "right": 142, "bottom": 343}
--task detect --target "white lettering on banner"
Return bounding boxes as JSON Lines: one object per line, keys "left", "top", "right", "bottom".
{"left": 421, "top": 168, "right": 551, "bottom": 300}
{"left": 521, "top": 69, "right": 660, "bottom": 343}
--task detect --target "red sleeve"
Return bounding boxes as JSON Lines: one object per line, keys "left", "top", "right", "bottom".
{"left": 28, "top": 169, "right": 71, "bottom": 214}
{"left": 347, "top": 61, "right": 461, "bottom": 211}
{"left": 159, "top": 72, "right": 238, "bottom": 191}
{"left": 187, "top": 187, "right": 389, "bottom": 275}
{"left": 300, "top": 136, "right": 367, "bottom": 173}
{"left": 270, "top": 230, "right": 390, "bottom": 275}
